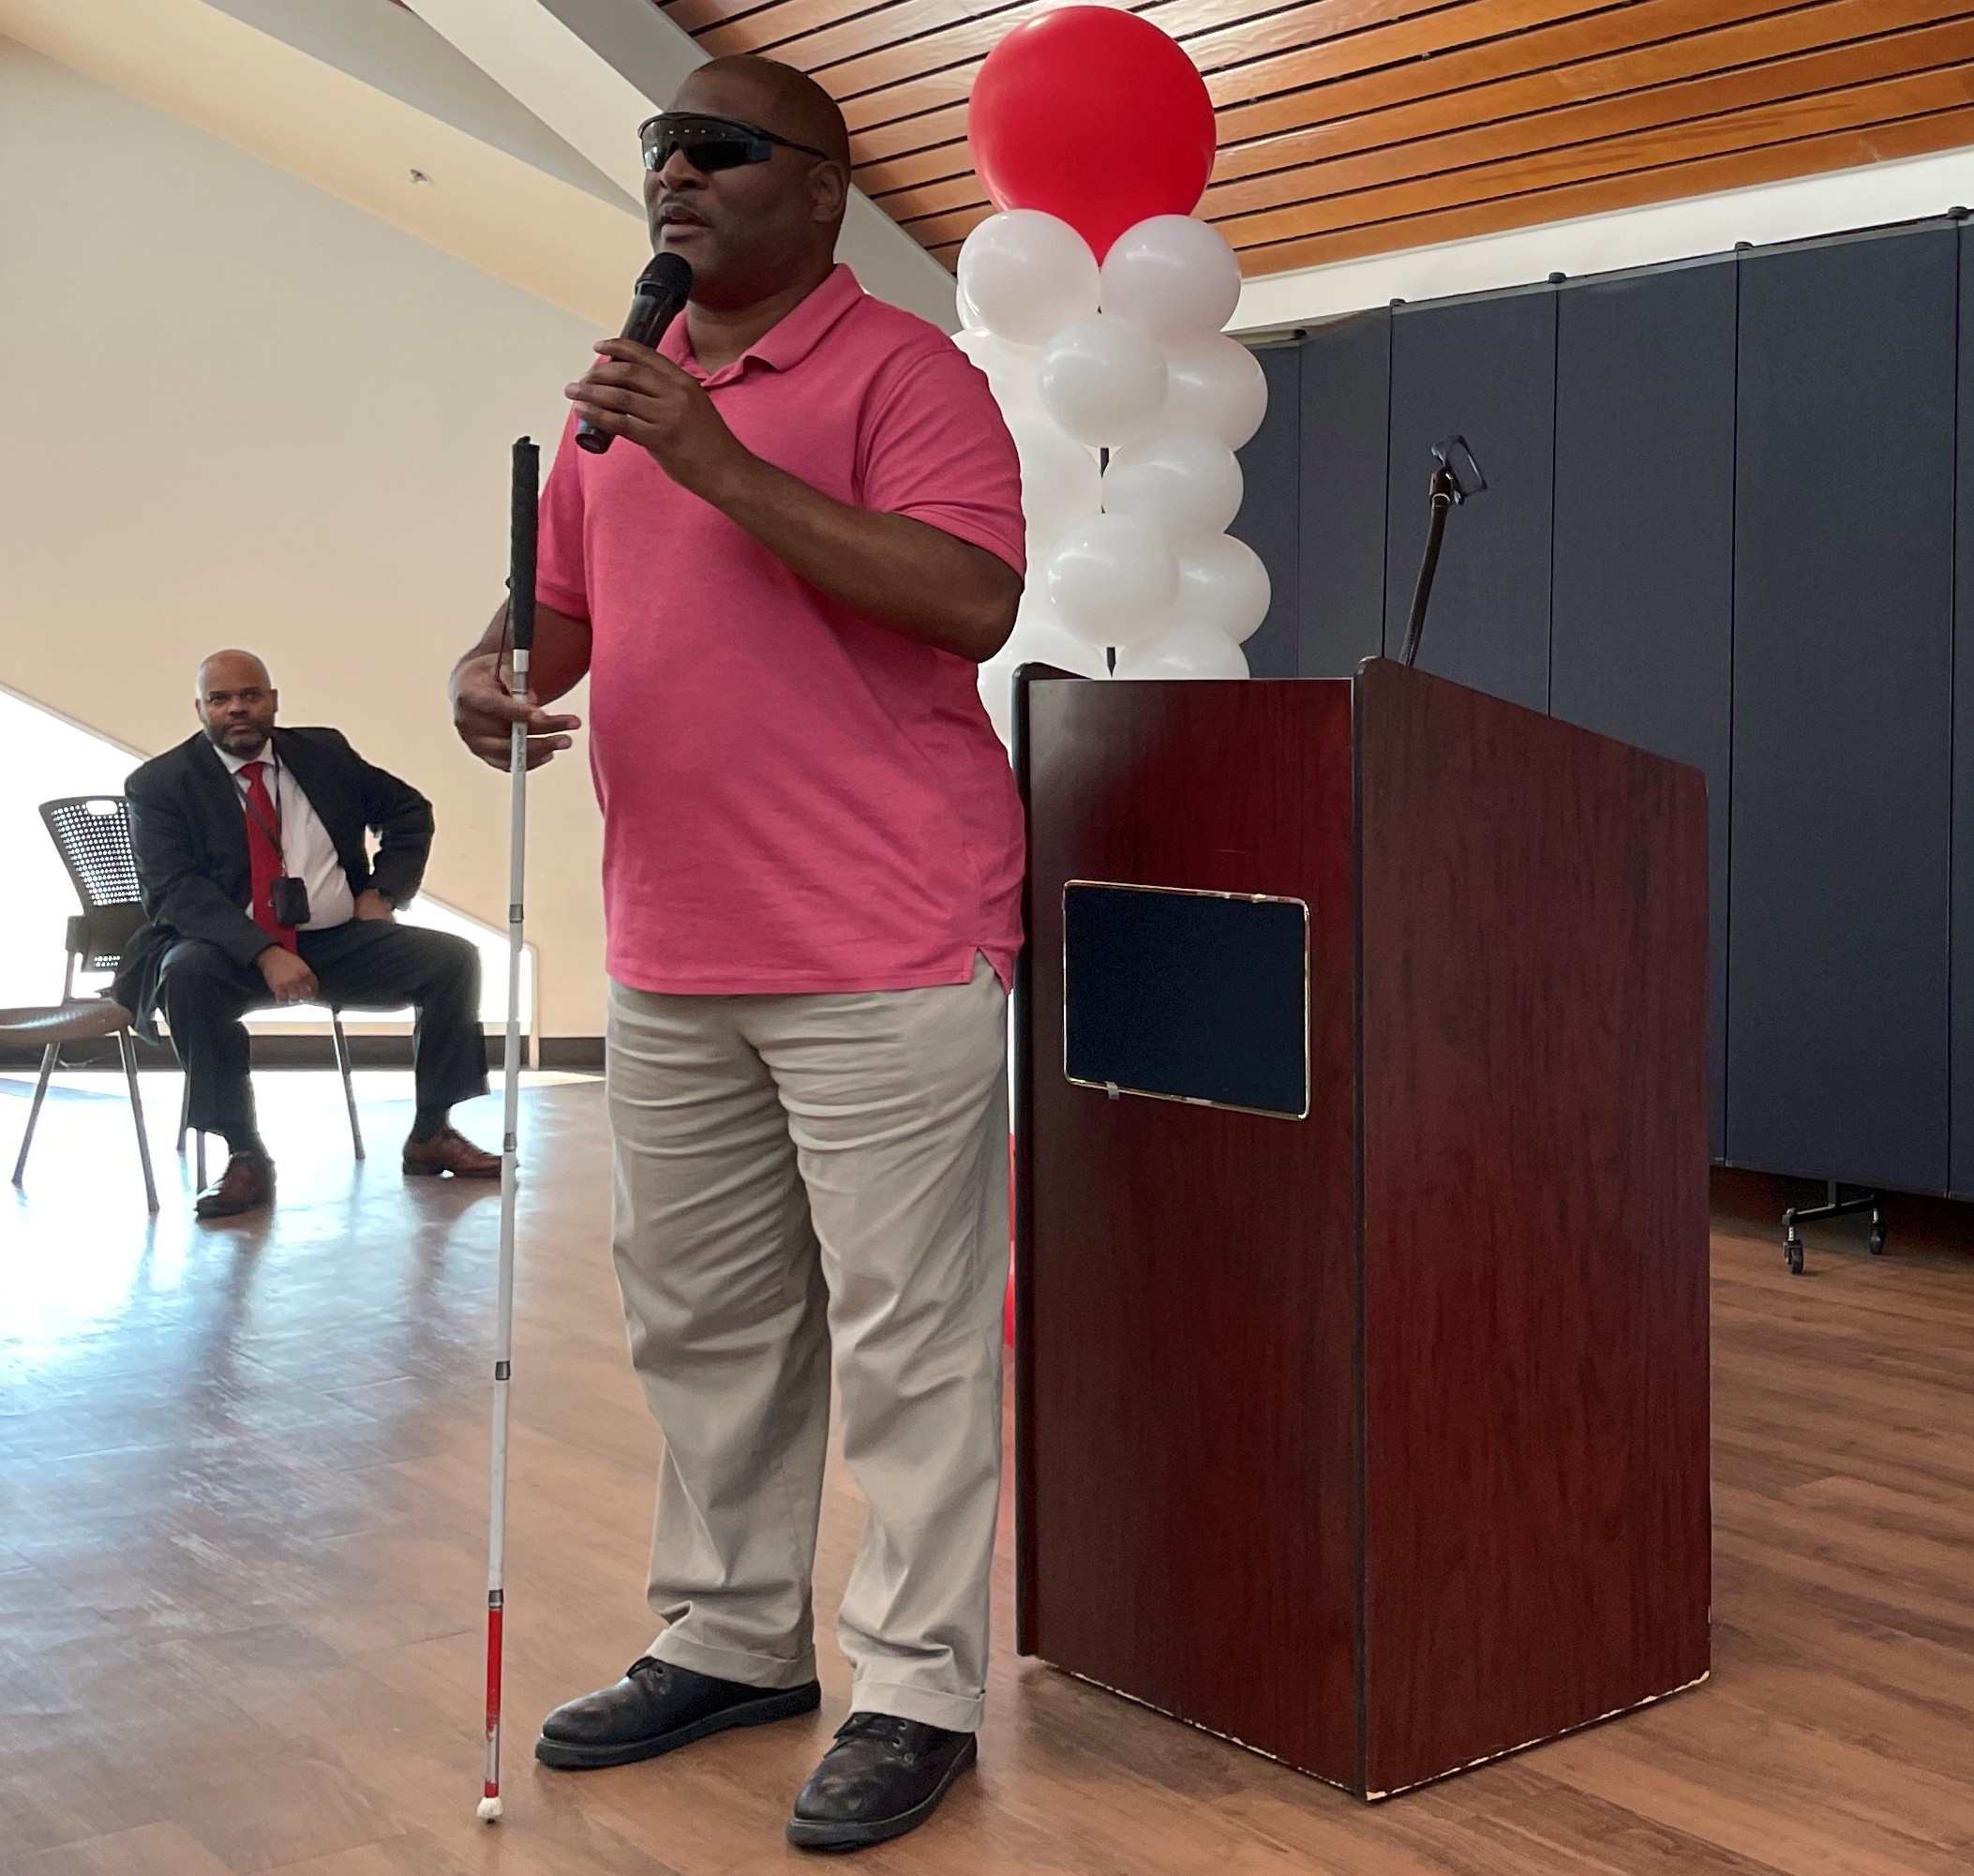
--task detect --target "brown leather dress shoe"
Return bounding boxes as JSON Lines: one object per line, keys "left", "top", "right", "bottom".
{"left": 401, "top": 1127, "right": 501, "bottom": 1178}
{"left": 194, "top": 1151, "right": 274, "bottom": 1219}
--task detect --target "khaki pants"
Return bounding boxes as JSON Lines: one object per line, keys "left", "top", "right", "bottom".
{"left": 606, "top": 957, "right": 1009, "bottom": 1733}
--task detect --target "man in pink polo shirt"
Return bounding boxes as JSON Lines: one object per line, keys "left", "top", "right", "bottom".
{"left": 450, "top": 56, "right": 1023, "bottom": 1853}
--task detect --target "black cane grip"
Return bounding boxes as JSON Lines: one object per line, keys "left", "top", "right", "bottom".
{"left": 509, "top": 437, "right": 539, "bottom": 654}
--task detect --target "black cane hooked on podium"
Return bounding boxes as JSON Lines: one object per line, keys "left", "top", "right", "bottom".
{"left": 479, "top": 435, "right": 538, "bottom": 1823}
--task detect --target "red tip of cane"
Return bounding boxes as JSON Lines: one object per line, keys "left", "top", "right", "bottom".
{"left": 481, "top": 1601, "right": 505, "bottom": 1820}
{"left": 486, "top": 1603, "right": 504, "bottom": 1732}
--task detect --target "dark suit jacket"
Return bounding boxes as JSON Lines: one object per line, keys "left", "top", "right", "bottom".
{"left": 114, "top": 727, "right": 435, "bottom": 1030}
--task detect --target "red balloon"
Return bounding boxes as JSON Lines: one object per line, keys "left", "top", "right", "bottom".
{"left": 968, "top": 8, "right": 1217, "bottom": 263}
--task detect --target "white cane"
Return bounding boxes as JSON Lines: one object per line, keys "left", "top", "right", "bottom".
{"left": 479, "top": 434, "right": 539, "bottom": 1823}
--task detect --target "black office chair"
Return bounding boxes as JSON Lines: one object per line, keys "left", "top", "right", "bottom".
{"left": 31, "top": 795, "right": 364, "bottom": 1193}
{"left": 7, "top": 806, "right": 159, "bottom": 1212}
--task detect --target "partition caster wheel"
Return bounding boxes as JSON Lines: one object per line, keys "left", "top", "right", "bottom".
{"left": 1784, "top": 1234, "right": 1804, "bottom": 1276}
{"left": 1868, "top": 1213, "right": 1886, "bottom": 1255}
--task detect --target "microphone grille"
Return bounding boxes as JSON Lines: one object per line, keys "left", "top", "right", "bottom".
{"left": 639, "top": 252, "right": 694, "bottom": 298}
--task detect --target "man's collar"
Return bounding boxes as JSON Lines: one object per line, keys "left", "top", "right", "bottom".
{"left": 213, "top": 737, "right": 271, "bottom": 774}
{"left": 663, "top": 263, "right": 864, "bottom": 383}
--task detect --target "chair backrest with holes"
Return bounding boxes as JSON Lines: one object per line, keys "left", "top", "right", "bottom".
{"left": 38, "top": 797, "right": 146, "bottom": 974}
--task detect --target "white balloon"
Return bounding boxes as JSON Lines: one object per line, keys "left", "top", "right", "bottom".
{"left": 977, "top": 605, "right": 1107, "bottom": 746}
{"left": 1160, "top": 337, "right": 1268, "bottom": 449}
{"left": 1038, "top": 315, "right": 1169, "bottom": 448}
{"left": 956, "top": 274, "right": 981, "bottom": 330}
{"left": 1042, "top": 513, "right": 1176, "bottom": 649}
{"left": 1015, "top": 606, "right": 1110, "bottom": 677}
{"left": 1099, "top": 216, "right": 1243, "bottom": 347}
{"left": 957, "top": 211, "right": 1099, "bottom": 348}
{"left": 979, "top": 658, "right": 1019, "bottom": 746}
{"left": 1174, "top": 533, "right": 1272, "bottom": 643}
{"left": 1007, "top": 415, "right": 1100, "bottom": 547}
{"left": 954, "top": 327, "right": 1041, "bottom": 414}
{"left": 1114, "top": 618, "right": 1251, "bottom": 680}
{"left": 1100, "top": 429, "right": 1243, "bottom": 544}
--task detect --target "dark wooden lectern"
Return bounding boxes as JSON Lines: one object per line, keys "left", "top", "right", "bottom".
{"left": 1012, "top": 659, "right": 1711, "bottom": 1801}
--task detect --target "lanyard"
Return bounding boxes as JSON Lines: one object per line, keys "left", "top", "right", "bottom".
{"left": 233, "top": 750, "right": 285, "bottom": 863}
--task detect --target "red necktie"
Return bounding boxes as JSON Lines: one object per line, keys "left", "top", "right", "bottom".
{"left": 244, "top": 760, "right": 299, "bottom": 953}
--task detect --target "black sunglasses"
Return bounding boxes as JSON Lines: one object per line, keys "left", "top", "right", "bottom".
{"left": 639, "top": 112, "right": 830, "bottom": 174}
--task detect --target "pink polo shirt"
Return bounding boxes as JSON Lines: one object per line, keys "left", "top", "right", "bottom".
{"left": 534, "top": 263, "right": 1027, "bottom": 996}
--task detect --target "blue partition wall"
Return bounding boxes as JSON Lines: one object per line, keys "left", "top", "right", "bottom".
{"left": 1952, "top": 231, "right": 1974, "bottom": 1201}
{"left": 1383, "top": 287, "right": 1556, "bottom": 712}
{"left": 1294, "top": 308, "right": 1388, "bottom": 679}
{"left": 1729, "top": 227, "right": 1955, "bottom": 1193}
{"left": 1232, "top": 213, "right": 1974, "bottom": 1194}
{"left": 1551, "top": 258, "right": 1736, "bottom": 1162}
{"left": 1229, "top": 344, "right": 1303, "bottom": 682}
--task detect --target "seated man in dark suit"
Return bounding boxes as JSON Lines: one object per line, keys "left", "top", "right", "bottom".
{"left": 117, "top": 650, "right": 498, "bottom": 1218}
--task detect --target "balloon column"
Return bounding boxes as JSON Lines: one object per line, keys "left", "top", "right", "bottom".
{"left": 961, "top": 7, "right": 1271, "bottom": 743}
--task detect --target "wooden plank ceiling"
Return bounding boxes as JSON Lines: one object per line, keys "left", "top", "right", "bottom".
{"left": 652, "top": 0, "right": 1974, "bottom": 277}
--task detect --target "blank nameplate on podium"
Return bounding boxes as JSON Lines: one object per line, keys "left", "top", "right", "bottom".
{"left": 1061, "top": 881, "right": 1309, "bottom": 1119}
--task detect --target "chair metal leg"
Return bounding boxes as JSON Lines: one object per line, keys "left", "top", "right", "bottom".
{"left": 331, "top": 1011, "right": 365, "bottom": 1161}
{"left": 10, "top": 1041, "right": 60, "bottom": 1187}
{"left": 196, "top": 1128, "right": 206, "bottom": 1190}
{"left": 175, "top": 1073, "right": 205, "bottom": 1187}
{"left": 118, "top": 1029, "right": 159, "bottom": 1215}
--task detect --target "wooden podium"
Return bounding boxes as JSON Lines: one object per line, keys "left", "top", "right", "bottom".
{"left": 1011, "top": 658, "right": 1712, "bottom": 1800}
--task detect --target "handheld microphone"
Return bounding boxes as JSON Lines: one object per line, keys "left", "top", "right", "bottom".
{"left": 576, "top": 251, "right": 695, "bottom": 456}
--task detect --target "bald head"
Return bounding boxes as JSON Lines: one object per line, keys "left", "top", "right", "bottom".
{"left": 198, "top": 650, "right": 271, "bottom": 697}
{"left": 195, "top": 650, "right": 278, "bottom": 758}
{"left": 687, "top": 56, "right": 851, "bottom": 172}
{"left": 647, "top": 57, "right": 852, "bottom": 311}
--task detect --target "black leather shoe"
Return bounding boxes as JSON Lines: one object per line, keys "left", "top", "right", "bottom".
{"left": 535, "top": 1657, "right": 820, "bottom": 1770}
{"left": 786, "top": 1712, "right": 978, "bottom": 1851}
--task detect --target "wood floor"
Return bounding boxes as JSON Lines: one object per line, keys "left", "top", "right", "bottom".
{"left": 2, "top": 1069, "right": 1971, "bottom": 1874}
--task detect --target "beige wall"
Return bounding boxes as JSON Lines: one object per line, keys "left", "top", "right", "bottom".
{"left": 0, "top": 38, "right": 613, "bottom": 1033}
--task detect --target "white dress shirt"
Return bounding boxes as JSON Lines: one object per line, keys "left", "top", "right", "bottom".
{"left": 218, "top": 741, "right": 356, "bottom": 931}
